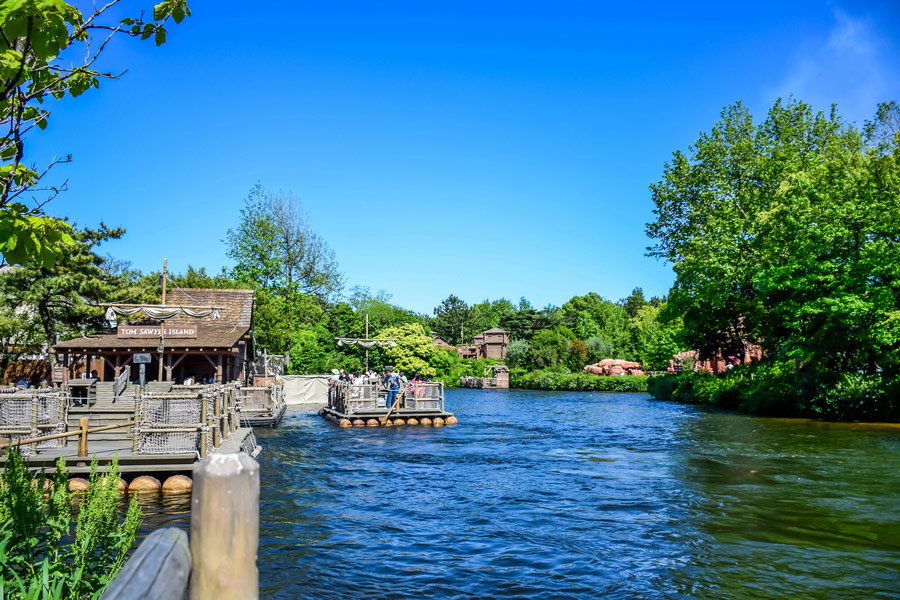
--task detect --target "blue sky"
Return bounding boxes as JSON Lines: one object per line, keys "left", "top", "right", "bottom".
{"left": 25, "top": 1, "right": 900, "bottom": 314}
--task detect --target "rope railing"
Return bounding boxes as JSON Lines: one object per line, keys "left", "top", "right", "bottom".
{"left": 133, "top": 383, "right": 241, "bottom": 458}
{"left": 0, "top": 391, "right": 67, "bottom": 456}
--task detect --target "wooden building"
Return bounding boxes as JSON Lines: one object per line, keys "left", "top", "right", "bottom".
{"left": 458, "top": 328, "right": 510, "bottom": 360}
{"left": 53, "top": 289, "right": 255, "bottom": 385}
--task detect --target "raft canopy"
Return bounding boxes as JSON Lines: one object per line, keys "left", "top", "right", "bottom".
{"left": 335, "top": 337, "right": 397, "bottom": 348}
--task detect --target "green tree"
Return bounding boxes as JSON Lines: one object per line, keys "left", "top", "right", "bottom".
{"left": 432, "top": 295, "right": 470, "bottom": 344}
{"left": 621, "top": 287, "right": 648, "bottom": 318}
{"left": 646, "top": 98, "right": 861, "bottom": 362}
{"left": 0, "top": 223, "right": 151, "bottom": 366}
{"left": 0, "top": 0, "right": 190, "bottom": 267}
{"left": 380, "top": 322, "right": 437, "bottom": 376}
{"left": 753, "top": 102, "right": 900, "bottom": 374}
{"left": 226, "top": 185, "right": 343, "bottom": 299}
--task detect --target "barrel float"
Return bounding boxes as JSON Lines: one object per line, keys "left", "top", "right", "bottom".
{"left": 445, "top": 416, "right": 458, "bottom": 425}
{"left": 366, "top": 419, "right": 379, "bottom": 427}
{"left": 352, "top": 419, "right": 366, "bottom": 428}
{"left": 162, "top": 475, "right": 192, "bottom": 494}
{"left": 128, "top": 476, "right": 161, "bottom": 494}
{"left": 338, "top": 418, "right": 352, "bottom": 428}
{"left": 392, "top": 418, "right": 406, "bottom": 426}
{"left": 406, "top": 417, "right": 419, "bottom": 425}
{"left": 433, "top": 417, "right": 445, "bottom": 427}
{"left": 68, "top": 478, "right": 89, "bottom": 492}
{"left": 420, "top": 417, "right": 432, "bottom": 426}
{"left": 382, "top": 419, "right": 393, "bottom": 427}
{"left": 317, "top": 408, "right": 326, "bottom": 417}
{"left": 99, "top": 476, "right": 127, "bottom": 493}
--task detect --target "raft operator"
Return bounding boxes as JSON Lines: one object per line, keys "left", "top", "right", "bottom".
{"left": 384, "top": 365, "right": 401, "bottom": 409}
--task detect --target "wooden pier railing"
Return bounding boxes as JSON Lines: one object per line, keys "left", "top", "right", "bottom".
{"left": 101, "top": 452, "right": 260, "bottom": 599}
{"left": 0, "top": 382, "right": 247, "bottom": 460}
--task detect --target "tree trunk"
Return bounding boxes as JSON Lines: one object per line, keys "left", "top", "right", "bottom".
{"left": 36, "top": 299, "right": 58, "bottom": 367}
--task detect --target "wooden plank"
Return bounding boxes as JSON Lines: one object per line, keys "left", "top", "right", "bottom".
{"left": 101, "top": 527, "right": 191, "bottom": 600}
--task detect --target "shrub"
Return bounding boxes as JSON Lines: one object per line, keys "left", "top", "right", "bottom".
{"left": 647, "top": 361, "right": 900, "bottom": 421}
{"left": 510, "top": 369, "right": 649, "bottom": 392}
{"left": 0, "top": 451, "right": 141, "bottom": 599}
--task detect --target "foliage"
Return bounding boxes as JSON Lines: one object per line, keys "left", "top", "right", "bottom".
{"left": 648, "top": 361, "right": 900, "bottom": 421}
{"left": 645, "top": 97, "right": 900, "bottom": 418}
{"left": 510, "top": 369, "right": 649, "bottom": 393}
{"left": 379, "top": 323, "right": 438, "bottom": 377}
{"left": 431, "top": 295, "right": 470, "bottom": 345}
{"left": 226, "top": 184, "right": 343, "bottom": 300}
{"left": 646, "top": 99, "right": 861, "bottom": 361}
{"left": 0, "top": 223, "right": 154, "bottom": 370}
{"left": 0, "top": 0, "right": 190, "bottom": 267}
{"left": 0, "top": 451, "right": 141, "bottom": 599}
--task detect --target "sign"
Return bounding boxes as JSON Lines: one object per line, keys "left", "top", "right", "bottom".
{"left": 52, "top": 365, "right": 65, "bottom": 384}
{"left": 118, "top": 325, "right": 197, "bottom": 339}
{"left": 133, "top": 353, "right": 152, "bottom": 364}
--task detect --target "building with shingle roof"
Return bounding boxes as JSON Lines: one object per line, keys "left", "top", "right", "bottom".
{"left": 53, "top": 289, "right": 255, "bottom": 384}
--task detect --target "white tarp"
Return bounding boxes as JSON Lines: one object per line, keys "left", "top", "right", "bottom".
{"left": 105, "top": 305, "right": 220, "bottom": 321}
{"left": 282, "top": 374, "right": 330, "bottom": 405}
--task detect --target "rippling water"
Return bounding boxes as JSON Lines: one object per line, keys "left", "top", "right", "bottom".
{"left": 139, "top": 389, "right": 900, "bottom": 599}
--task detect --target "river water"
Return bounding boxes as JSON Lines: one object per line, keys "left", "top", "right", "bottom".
{"left": 140, "top": 389, "right": 900, "bottom": 599}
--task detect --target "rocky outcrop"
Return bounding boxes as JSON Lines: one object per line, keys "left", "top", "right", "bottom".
{"left": 583, "top": 359, "right": 644, "bottom": 376}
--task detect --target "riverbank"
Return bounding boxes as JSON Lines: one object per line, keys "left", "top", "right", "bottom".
{"left": 509, "top": 369, "right": 648, "bottom": 392}
{"left": 648, "top": 361, "right": 900, "bottom": 422}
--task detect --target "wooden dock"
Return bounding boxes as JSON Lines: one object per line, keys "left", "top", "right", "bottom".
{"left": 0, "top": 381, "right": 260, "bottom": 476}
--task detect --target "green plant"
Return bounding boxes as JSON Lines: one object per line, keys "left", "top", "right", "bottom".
{"left": 0, "top": 451, "right": 141, "bottom": 600}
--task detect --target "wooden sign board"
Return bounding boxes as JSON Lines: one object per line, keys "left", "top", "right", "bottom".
{"left": 118, "top": 325, "right": 198, "bottom": 338}
{"left": 52, "top": 365, "right": 65, "bottom": 383}
{"left": 133, "top": 353, "right": 153, "bottom": 364}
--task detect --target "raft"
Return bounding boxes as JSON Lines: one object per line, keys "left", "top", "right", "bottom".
{"left": 320, "top": 382, "right": 457, "bottom": 427}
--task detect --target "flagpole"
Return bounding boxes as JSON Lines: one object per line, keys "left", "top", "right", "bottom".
{"left": 365, "top": 313, "right": 369, "bottom": 372}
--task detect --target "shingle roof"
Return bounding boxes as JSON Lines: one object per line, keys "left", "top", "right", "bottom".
{"left": 54, "top": 288, "right": 254, "bottom": 352}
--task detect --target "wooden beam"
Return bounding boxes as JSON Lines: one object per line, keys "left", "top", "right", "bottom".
{"left": 101, "top": 528, "right": 191, "bottom": 600}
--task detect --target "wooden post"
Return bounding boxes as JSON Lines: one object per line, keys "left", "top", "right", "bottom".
{"left": 190, "top": 453, "right": 259, "bottom": 600}
{"left": 200, "top": 393, "right": 208, "bottom": 458}
{"left": 77, "top": 417, "right": 89, "bottom": 457}
{"left": 57, "top": 394, "right": 66, "bottom": 446}
{"left": 213, "top": 389, "right": 222, "bottom": 448}
{"left": 231, "top": 386, "right": 241, "bottom": 431}
{"left": 30, "top": 398, "right": 39, "bottom": 454}
{"left": 132, "top": 395, "right": 141, "bottom": 454}
{"left": 161, "top": 258, "right": 167, "bottom": 305}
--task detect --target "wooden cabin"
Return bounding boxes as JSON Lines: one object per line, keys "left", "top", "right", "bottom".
{"left": 53, "top": 289, "right": 255, "bottom": 386}
{"left": 457, "top": 327, "right": 509, "bottom": 360}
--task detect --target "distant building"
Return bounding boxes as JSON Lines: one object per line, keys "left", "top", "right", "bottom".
{"left": 457, "top": 327, "right": 509, "bottom": 360}
{"left": 431, "top": 332, "right": 456, "bottom": 351}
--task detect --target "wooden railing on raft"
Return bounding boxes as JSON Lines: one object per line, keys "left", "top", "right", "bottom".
{"left": 330, "top": 381, "right": 445, "bottom": 414}
{"left": 100, "top": 452, "right": 260, "bottom": 600}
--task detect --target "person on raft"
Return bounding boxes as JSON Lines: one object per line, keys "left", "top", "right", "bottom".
{"left": 384, "top": 366, "right": 402, "bottom": 409}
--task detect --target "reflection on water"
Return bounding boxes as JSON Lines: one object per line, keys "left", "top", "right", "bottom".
{"left": 136, "top": 390, "right": 900, "bottom": 599}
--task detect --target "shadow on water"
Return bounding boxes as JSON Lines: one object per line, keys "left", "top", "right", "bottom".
{"left": 135, "top": 390, "right": 900, "bottom": 599}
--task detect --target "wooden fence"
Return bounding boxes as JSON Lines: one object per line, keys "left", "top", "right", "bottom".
{"left": 101, "top": 452, "right": 260, "bottom": 599}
